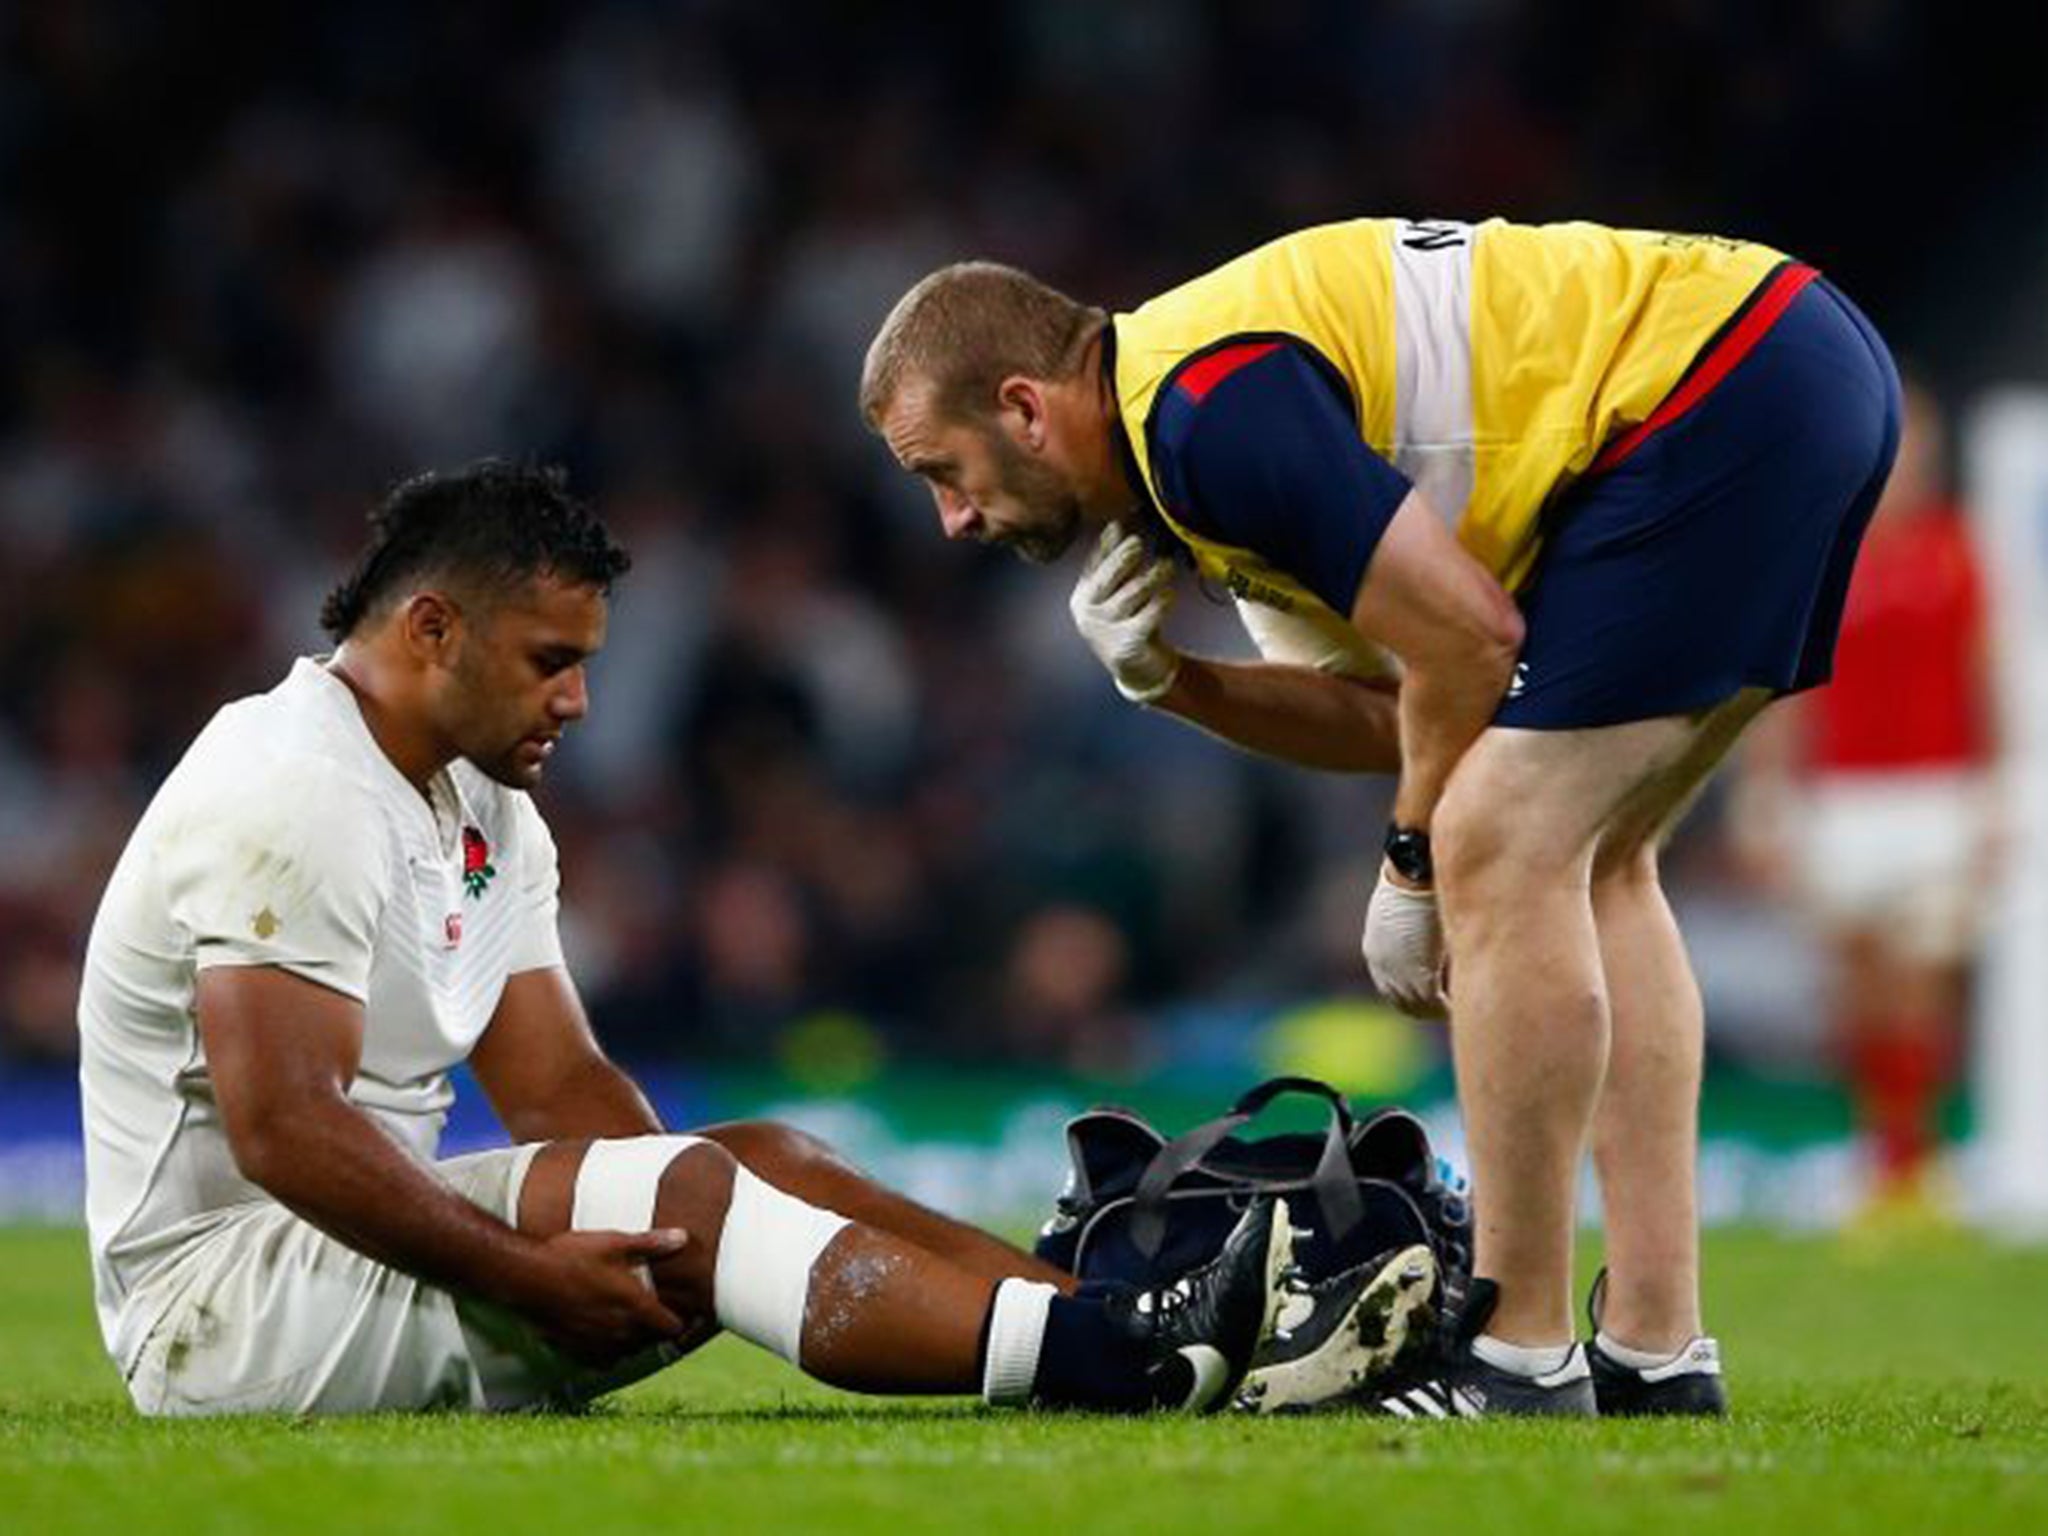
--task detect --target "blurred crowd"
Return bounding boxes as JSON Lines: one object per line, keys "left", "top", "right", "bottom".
{"left": 1, "top": 2, "right": 2040, "bottom": 1086}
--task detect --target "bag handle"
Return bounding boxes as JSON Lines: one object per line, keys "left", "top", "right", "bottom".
{"left": 1127, "top": 1077, "right": 1366, "bottom": 1259}
{"left": 1230, "top": 1075, "right": 1356, "bottom": 1127}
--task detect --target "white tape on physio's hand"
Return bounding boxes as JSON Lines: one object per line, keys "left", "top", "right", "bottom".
{"left": 1071, "top": 524, "right": 1180, "bottom": 703}
{"left": 1363, "top": 873, "right": 1448, "bottom": 1020}
{"left": 712, "top": 1166, "right": 851, "bottom": 1366}
{"left": 570, "top": 1134, "right": 706, "bottom": 1233}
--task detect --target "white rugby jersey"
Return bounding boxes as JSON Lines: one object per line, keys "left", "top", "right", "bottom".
{"left": 78, "top": 658, "right": 565, "bottom": 1367}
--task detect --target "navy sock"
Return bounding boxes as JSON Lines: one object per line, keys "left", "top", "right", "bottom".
{"left": 1030, "top": 1293, "right": 1154, "bottom": 1410}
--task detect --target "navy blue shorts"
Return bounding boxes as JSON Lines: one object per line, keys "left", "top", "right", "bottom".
{"left": 1494, "top": 269, "right": 1903, "bottom": 730}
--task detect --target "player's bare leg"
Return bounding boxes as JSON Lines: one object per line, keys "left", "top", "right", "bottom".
{"left": 522, "top": 1139, "right": 990, "bottom": 1389}
{"left": 696, "top": 1120, "right": 1073, "bottom": 1290}
{"left": 517, "top": 1137, "right": 1287, "bottom": 1408}
{"left": 1586, "top": 690, "right": 1769, "bottom": 1354}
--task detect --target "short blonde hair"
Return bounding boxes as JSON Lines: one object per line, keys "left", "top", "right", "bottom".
{"left": 859, "top": 261, "right": 1104, "bottom": 429}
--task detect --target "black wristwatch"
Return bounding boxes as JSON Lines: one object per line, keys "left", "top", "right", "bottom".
{"left": 1383, "top": 824, "right": 1434, "bottom": 884}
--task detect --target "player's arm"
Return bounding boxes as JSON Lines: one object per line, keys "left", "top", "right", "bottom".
{"left": 470, "top": 966, "right": 662, "bottom": 1142}
{"left": 467, "top": 800, "right": 661, "bottom": 1142}
{"left": 166, "top": 770, "right": 683, "bottom": 1362}
{"left": 197, "top": 965, "right": 685, "bottom": 1360}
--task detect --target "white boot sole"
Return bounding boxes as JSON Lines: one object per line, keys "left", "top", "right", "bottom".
{"left": 1235, "top": 1243, "right": 1438, "bottom": 1414}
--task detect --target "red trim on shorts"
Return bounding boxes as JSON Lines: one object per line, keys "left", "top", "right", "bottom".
{"left": 1174, "top": 340, "right": 1284, "bottom": 403}
{"left": 1590, "top": 262, "right": 1821, "bottom": 475}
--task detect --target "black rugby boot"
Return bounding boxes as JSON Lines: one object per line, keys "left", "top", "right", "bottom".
{"left": 1372, "top": 1279, "right": 1597, "bottom": 1419}
{"left": 1236, "top": 1243, "right": 1438, "bottom": 1413}
{"left": 1100, "top": 1196, "right": 1292, "bottom": 1412}
{"left": 1584, "top": 1268, "right": 1729, "bottom": 1418}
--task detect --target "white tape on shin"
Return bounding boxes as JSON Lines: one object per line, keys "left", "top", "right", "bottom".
{"left": 570, "top": 1134, "right": 706, "bottom": 1232}
{"left": 712, "top": 1166, "right": 851, "bottom": 1365}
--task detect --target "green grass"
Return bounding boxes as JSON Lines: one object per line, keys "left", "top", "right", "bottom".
{"left": 5, "top": 1225, "right": 2046, "bottom": 1535}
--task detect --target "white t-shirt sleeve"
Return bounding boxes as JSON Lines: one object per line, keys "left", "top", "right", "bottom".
{"left": 1233, "top": 595, "right": 1402, "bottom": 682}
{"left": 159, "top": 762, "right": 391, "bottom": 1001}
{"left": 506, "top": 795, "right": 567, "bottom": 976}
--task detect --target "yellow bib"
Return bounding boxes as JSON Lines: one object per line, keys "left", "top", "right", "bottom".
{"left": 1112, "top": 217, "right": 1787, "bottom": 601}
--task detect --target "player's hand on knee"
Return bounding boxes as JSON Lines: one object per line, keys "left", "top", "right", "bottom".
{"left": 1363, "top": 864, "right": 1449, "bottom": 1019}
{"left": 521, "top": 1228, "right": 693, "bottom": 1365}
{"left": 1071, "top": 522, "right": 1180, "bottom": 703}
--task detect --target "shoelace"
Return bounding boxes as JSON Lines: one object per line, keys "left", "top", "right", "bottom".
{"left": 1136, "top": 1277, "right": 1196, "bottom": 1319}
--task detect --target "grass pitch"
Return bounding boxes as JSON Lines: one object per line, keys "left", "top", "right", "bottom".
{"left": 4, "top": 1225, "right": 2045, "bottom": 1535}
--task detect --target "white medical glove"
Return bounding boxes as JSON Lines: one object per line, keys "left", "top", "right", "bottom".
{"left": 1363, "top": 863, "right": 1449, "bottom": 1020}
{"left": 1069, "top": 523, "right": 1180, "bottom": 703}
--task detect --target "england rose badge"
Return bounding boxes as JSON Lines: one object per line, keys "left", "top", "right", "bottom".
{"left": 461, "top": 826, "right": 497, "bottom": 900}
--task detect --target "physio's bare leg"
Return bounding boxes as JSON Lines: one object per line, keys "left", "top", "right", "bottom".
{"left": 697, "top": 1120, "right": 1074, "bottom": 1290}
{"left": 1434, "top": 715, "right": 1711, "bottom": 1346}
{"left": 1585, "top": 852, "right": 1703, "bottom": 1351}
{"left": 522, "top": 1139, "right": 1009, "bottom": 1393}
{"left": 1588, "top": 690, "right": 1770, "bottom": 1353}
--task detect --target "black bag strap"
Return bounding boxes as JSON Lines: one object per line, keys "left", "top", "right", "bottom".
{"left": 1127, "top": 1077, "right": 1366, "bottom": 1259}
{"left": 1230, "top": 1076, "right": 1355, "bottom": 1125}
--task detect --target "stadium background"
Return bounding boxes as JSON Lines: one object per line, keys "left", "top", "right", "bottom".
{"left": 2, "top": 0, "right": 2045, "bottom": 1230}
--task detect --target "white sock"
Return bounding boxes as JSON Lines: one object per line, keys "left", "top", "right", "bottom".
{"left": 1472, "top": 1332, "right": 1574, "bottom": 1378}
{"left": 1595, "top": 1329, "right": 1687, "bottom": 1371}
{"left": 981, "top": 1279, "right": 1059, "bottom": 1406}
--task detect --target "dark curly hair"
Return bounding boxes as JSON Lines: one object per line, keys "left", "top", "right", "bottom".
{"left": 320, "top": 461, "right": 632, "bottom": 641}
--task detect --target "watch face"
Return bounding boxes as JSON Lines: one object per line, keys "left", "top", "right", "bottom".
{"left": 1386, "top": 828, "right": 1432, "bottom": 882}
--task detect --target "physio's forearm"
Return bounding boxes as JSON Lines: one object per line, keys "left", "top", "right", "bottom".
{"left": 1390, "top": 650, "right": 1517, "bottom": 828}
{"left": 1153, "top": 656, "right": 1401, "bottom": 773}
{"left": 237, "top": 1094, "right": 548, "bottom": 1309}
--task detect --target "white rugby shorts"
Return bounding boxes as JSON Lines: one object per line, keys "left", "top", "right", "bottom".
{"left": 119, "top": 1145, "right": 680, "bottom": 1416}
{"left": 1792, "top": 769, "right": 1991, "bottom": 965}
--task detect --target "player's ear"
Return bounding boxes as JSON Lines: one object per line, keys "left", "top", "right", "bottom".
{"left": 399, "top": 590, "right": 463, "bottom": 665}
{"left": 995, "top": 375, "right": 1049, "bottom": 450}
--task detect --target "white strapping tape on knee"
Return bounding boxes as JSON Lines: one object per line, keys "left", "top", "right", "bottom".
{"left": 571, "top": 1134, "right": 706, "bottom": 1233}
{"left": 713, "top": 1165, "right": 850, "bottom": 1366}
